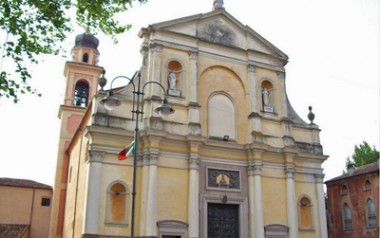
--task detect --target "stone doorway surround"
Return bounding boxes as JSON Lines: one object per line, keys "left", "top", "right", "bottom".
{"left": 200, "top": 194, "right": 249, "bottom": 238}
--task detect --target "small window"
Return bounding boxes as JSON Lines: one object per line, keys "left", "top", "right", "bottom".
{"left": 82, "top": 53, "right": 89, "bottom": 63}
{"left": 341, "top": 185, "right": 348, "bottom": 195}
{"left": 367, "top": 199, "right": 377, "bottom": 228}
{"left": 41, "top": 197, "right": 51, "bottom": 207}
{"left": 343, "top": 203, "right": 352, "bottom": 230}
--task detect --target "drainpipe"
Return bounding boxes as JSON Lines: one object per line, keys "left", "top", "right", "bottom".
{"left": 29, "top": 188, "right": 36, "bottom": 233}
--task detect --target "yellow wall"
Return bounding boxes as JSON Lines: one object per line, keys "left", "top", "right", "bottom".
{"left": 0, "top": 185, "right": 52, "bottom": 238}
{"left": 64, "top": 132, "right": 89, "bottom": 238}
{"left": 261, "top": 174, "right": 288, "bottom": 225}
{"left": 157, "top": 167, "right": 189, "bottom": 222}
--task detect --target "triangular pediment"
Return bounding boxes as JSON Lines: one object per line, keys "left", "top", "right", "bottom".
{"left": 142, "top": 9, "right": 288, "bottom": 61}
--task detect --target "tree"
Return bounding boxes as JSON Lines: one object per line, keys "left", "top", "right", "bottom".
{"left": 345, "top": 141, "right": 379, "bottom": 170}
{"left": 0, "top": 0, "right": 146, "bottom": 103}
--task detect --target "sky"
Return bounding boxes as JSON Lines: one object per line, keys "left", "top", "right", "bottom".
{"left": 0, "top": 0, "right": 378, "bottom": 187}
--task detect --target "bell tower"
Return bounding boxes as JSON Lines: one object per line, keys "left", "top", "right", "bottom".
{"left": 49, "top": 33, "right": 103, "bottom": 238}
{"left": 64, "top": 33, "right": 102, "bottom": 107}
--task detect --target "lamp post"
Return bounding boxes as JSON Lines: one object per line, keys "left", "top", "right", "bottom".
{"left": 100, "top": 71, "right": 174, "bottom": 238}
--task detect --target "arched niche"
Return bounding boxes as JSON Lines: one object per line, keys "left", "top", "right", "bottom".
{"left": 105, "top": 181, "right": 129, "bottom": 225}
{"left": 298, "top": 195, "right": 314, "bottom": 230}
{"left": 198, "top": 66, "right": 247, "bottom": 143}
{"left": 167, "top": 60, "right": 183, "bottom": 97}
{"left": 261, "top": 79, "right": 275, "bottom": 113}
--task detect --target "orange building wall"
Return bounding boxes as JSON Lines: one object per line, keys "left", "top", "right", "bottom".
{"left": 0, "top": 185, "right": 52, "bottom": 238}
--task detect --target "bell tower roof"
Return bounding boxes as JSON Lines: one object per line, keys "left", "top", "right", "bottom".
{"left": 74, "top": 33, "right": 99, "bottom": 50}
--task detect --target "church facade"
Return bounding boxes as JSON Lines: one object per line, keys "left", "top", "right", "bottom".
{"left": 50, "top": 2, "right": 328, "bottom": 238}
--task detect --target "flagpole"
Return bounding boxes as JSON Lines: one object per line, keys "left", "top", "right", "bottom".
{"left": 130, "top": 71, "right": 142, "bottom": 238}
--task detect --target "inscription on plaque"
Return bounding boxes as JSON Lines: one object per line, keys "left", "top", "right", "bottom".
{"left": 168, "top": 88, "right": 181, "bottom": 97}
{"left": 263, "top": 106, "right": 274, "bottom": 113}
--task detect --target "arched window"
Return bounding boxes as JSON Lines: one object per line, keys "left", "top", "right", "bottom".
{"left": 341, "top": 184, "right": 348, "bottom": 195}
{"left": 261, "top": 80, "right": 274, "bottom": 113}
{"left": 82, "top": 53, "right": 89, "bottom": 63}
{"left": 74, "top": 81, "right": 89, "bottom": 107}
{"left": 342, "top": 203, "right": 352, "bottom": 230}
{"left": 105, "top": 181, "right": 129, "bottom": 224}
{"left": 366, "top": 199, "right": 377, "bottom": 228}
{"left": 364, "top": 179, "right": 371, "bottom": 190}
{"left": 298, "top": 196, "right": 313, "bottom": 229}
{"left": 208, "top": 93, "right": 236, "bottom": 141}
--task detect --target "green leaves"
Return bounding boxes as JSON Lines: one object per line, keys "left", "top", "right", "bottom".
{"left": 345, "top": 141, "right": 379, "bottom": 170}
{"left": 0, "top": 0, "right": 146, "bottom": 103}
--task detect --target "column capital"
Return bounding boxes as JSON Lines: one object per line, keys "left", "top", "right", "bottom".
{"left": 149, "top": 43, "right": 163, "bottom": 53}
{"left": 140, "top": 45, "right": 149, "bottom": 66}
{"left": 189, "top": 51, "right": 198, "bottom": 60}
{"left": 314, "top": 174, "right": 325, "bottom": 183}
{"left": 149, "top": 154, "right": 158, "bottom": 165}
{"left": 285, "top": 164, "right": 295, "bottom": 179}
{"left": 88, "top": 151, "right": 104, "bottom": 163}
{"left": 277, "top": 71, "right": 286, "bottom": 80}
{"left": 189, "top": 158, "right": 199, "bottom": 170}
{"left": 140, "top": 154, "right": 150, "bottom": 166}
{"left": 248, "top": 163, "right": 262, "bottom": 176}
{"left": 248, "top": 64, "right": 256, "bottom": 73}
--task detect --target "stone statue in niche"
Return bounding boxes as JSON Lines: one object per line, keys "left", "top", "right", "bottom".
{"left": 168, "top": 71, "right": 177, "bottom": 89}
{"left": 262, "top": 88, "right": 269, "bottom": 106}
{"left": 262, "top": 88, "right": 274, "bottom": 112}
{"left": 167, "top": 71, "right": 181, "bottom": 97}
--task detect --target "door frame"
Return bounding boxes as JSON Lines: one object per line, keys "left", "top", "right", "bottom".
{"left": 200, "top": 194, "right": 249, "bottom": 238}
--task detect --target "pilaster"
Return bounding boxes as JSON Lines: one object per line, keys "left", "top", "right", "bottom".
{"left": 277, "top": 71, "right": 288, "bottom": 117}
{"left": 146, "top": 153, "right": 159, "bottom": 236}
{"left": 147, "top": 43, "right": 163, "bottom": 97}
{"left": 285, "top": 163, "right": 297, "bottom": 238}
{"left": 188, "top": 141, "right": 201, "bottom": 238}
{"left": 248, "top": 64, "right": 262, "bottom": 143}
{"left": 315, "top": 174, "right": 328, "bottom": 238}
{"left": 188, "top": 51, "right": 201, "bottom": 136}
{"left": 248, "top": 64, "right": 258, "bottom": 113}
{"left": 83, "top": 151, "right": 104, "bottom": 234}
{"left": 248, "top": 157, "right": 264, "bottom": 238}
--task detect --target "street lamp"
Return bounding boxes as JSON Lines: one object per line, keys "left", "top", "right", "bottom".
{"left": 100, "top": 71, "right": 174, "bottom": 238}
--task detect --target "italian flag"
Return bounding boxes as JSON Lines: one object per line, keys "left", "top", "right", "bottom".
{"left": 118, "top": 141, "right": 135, "bottom": 160}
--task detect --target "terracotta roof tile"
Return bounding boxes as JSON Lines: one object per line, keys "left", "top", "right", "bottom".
{"left": 325, "top": 161, "right": 379, "bottom": 184}
{"left": 0, "top": 178, "right": 52, "bottom": 190}
{"left": 0, "top": 224, "right": 29, "bottom": 238}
